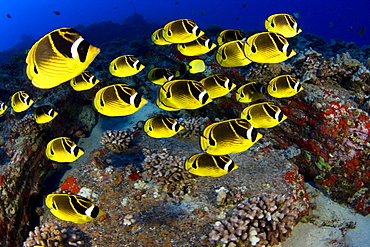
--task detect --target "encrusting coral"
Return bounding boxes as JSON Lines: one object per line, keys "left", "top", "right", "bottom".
{"left": 209, "top": 194, "right": 300, "bottom": 247}
{"left": 100, "top": 129, "right": 133, "bottom": 153}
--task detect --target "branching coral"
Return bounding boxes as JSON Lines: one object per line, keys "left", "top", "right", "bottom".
{"left": 100, "top": 129, "right": 133, "bottom": 153}
{"left": 176, "top": 116, "right": 209, "bottom": 138}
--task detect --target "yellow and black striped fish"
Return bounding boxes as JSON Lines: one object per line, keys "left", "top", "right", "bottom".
{"left": 236, "top": 82, "right": 265, "bottom": 103}
{"left": 70, "top": 71, "right": 100, "bottom": 91}
{"left": 265, "top": 14, "right": 302, "bottom": 38}
{"left": 151, "top": 28, "right": 172, "bottom": 45}
{"left": 162, "top": 19, "right": 204, "bottom": 43}
{"left": 240, "top": 102, "right": 287, "bottom": 128}
{"left": 177, "top": 35, "right": 216, "bottom": 56}
{"left": 217, "top": 29, "right": 246, "bottom": 46}
{"left": 199, "top": 74, "right": 235, "bottom": 99}
{"left": 45, "top": 193, "right": 105, "bottom": 224}
{"left": 26, "top": 27, "right": 100, "bottom": 89}
{"left": 33, "top": 105, "right": 58, "bottom": 124}
{"left": 267, "top": 75, "right": 303, "bottom": 98}
{"left": 109, "top": 55, "right": 145, "bottom": 77}
{"left": 10, "top": 91, "right": 34, "bottom": 113}
{"left": 199, "top": 118, "right": 263, "bottom": 155}
{"left": 147, "top": 68, "right": 174, "bottom": 85}
{"left": 46, "top": 137, "right": 84, "bottom": 163}
{"left": 0, "top": 101, "right": 8, "bottom": 115}
{"left": 93, "top": 84, "right": 148, "bottom": 117}
{"left": 185, "top": 152, "right": 238, "bottom": 177}
{"left": 244, "top": 32, "right": 296, "bottom": 63}
{"left": 215, "top": 40, "right": 252, "bottom": 67}
{"left": 143, "top": 116, "right": 184, "bottom": 138}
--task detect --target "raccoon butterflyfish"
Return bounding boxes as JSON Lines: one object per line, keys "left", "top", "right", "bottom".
{"left": 267, "top": 75, "right": 303, "bottom": 98}
{"left": 144, "top": 116, "right": 184, "bottom": 138}
{"left": 199, "top": 118, "right": 262, "bottom": 155}
{"left": 244, "top": 32, "right": 296, "bottom": 63}
{"left": 177, "top": 35, "right": 216, "bottom": 56}
{"left": 33, "top": 105, "right": 58, "bottom": 124}
{"left": 162, "top": 18, "right": 204, "bottom": 43}
{"left": 109, "top": 55, "right": 145, "bottom": 77}
{"left": 26, "top": 27, "right": 100, "bottom": 89}
{"left": 187, "top": 59, "right": 206, "bottom": 74}
{"left": 265, "top": 14, "right": 302, "bottom": 38}
{"left": 215, "top": 40, "right": 252, "bottom": 67}
{"left": 93, "top": 84, "right": 147, "bottom": 117}
{"left": 45, "top": 193, "right": 105, "bottom": 224}
{"left": 240, "top": 102, "right": 287, "bottom": 128}
{"left": 199, "top": 74, "right": 235, "bottom": 99}
{"left": 156, "top": 79, "right": 212, "bottom": 111}
{"left": 147, "top": 68, "right": 174, "bottom": 85}
{"left": 46, "top": 137, "right": 84, "bottom": 163}
{"left": 217, "top": 29, "right": 246, "bottom": 46}
{"left": 184, "top": 152, "right": 238, "bottom": 177}
{"left": 151, "top": 28, "right": 172, "bottom": 45}
{"left": 10, "top": 91, "right": 34, "bottom": 112}
{"left": 0, "top": 102, "right": 8, "bottom": 115}
{"left": 236, "top": 82, "right": 265, "bottom": 103}
{"left": 70, "top": 71, "right": 100, "bottom": 91}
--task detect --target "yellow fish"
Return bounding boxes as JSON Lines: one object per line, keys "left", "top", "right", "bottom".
{"left": 187, "top": 59, "right": 206, "bottom": 74}
{"left": 156, "top": 79, "right": 212, "bottom": 111}
{"left": 46, "top": 137, "right": 84, "bottom": 163}
{"left": 267, "top": 75, "right": 303, "bottom": 98}
{"left": 70, "top": 71, "right": 100, "bottom": 91}
{"left": 109, "top": 55, "right": 145, "bottom": 77}
{"left": 10, "top": 91, "right": 34, "bottom": 113}
{"left": 144, "top": 116, "right": 184, "bottom": 138}
{"left": 45, "top": 194, "right": 104, "bottom": 224}
{"left": 94, "top": 84, "right": 147, "bottom": 117}
{"left": 217, "top": 29, "right": 246, "bottom": 46}
{"left": 177, "top": 35, "right": 216, "bottom": 56}
{"left": 265, "top": 14, "right": 302, "bottom": 38}
{"left": 199, "top": 74, "right": 235, "bottom": 99}
{"left": 185, "top": 152, "right": 238, "bottom": 177}
{"left": 199, "top": 118, "right": 262, "bottom": 155}
{"left": 33, "top": 105, "right": 58, "bottom": 124}
{"left": 240, "top": 102, "right": 287, "bottom": 128}
{"left": 236, "top": 82, "right": 265, "bottom": 103}
{"left": 147, "top": 68, "right": 174, "bottom": 85}
{"left": 0, "top": 101, "right": 8, "bottom": 115}
{"left": 215, "top": 40, "right": 252, "bottom": 67}
{"left": 162, "top": 18, "right": 204, "bottom": 43}
{"left": 244, "top": 32, "right": 296, "bottom": 63}
{"left": 26, "top": 27, "right": 100, "bottom": 89}
{"left": 151, "top": 28, "right": 172, "bottom": 45}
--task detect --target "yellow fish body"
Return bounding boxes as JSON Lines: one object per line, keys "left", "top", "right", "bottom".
{"left": 177, "top": 35, "right": 216, "bottom": 56}
{"left": 199, "top": 118, "right": 262, "bottom": 155}
{"left": 215, "top": 40, "right": 252, "bottom": 67}
{"left": 144, "top": 116, "right": 184, "bottom": 138}
{"left": 93, "top": 84, "right": 147, "bottom": 117}
{"left": 10, "top": 91, "right": 34, "bottom": 112}
{"left": 162, "top": 19, "right": 204, "bottom": 43}
{"left": 217, "top": 29, "right": 246, "bottom": 46}
{"left": 267, "top": 75, "right": 303, "bottom": 98}
{"left": 236, "top": 82, "right": 266, "bottom": 103}
{"left": 156, "top": 80, "right": 212, "bottom": 111}
{"left": 33, "top": 105, "right": 58, "bottom": 124}
{"left": 185, "top": 152, "right": 238, "bottom": 177}
{"left": 240, "top": 102, "right": 287, "bottom": 128}
{"left": 46, "top": 137, "right": 84, "bottom": 163}
{"left": 151, "top": 28, "right": 172, "bottom": 45}
{"left": 70, "top": 71, "right": 100, "bottom": 91}
{"left": 109, "top": 55, "right": 145, "bottom": 77}
{"left": 187, "top": 59, "right": 206, "bottom": 74}
{"left": 147, "top": 68, "right": 174, "bottom": 85}
{"left": 0, "top": 102, "right": 8, "bottom": 115}
{"left": 45, "top": 194, "right": 104, "bottom": 224}
{"left": 199, "top": 74, "right": 235, "bottom": 99}
{"left": 244, "top": 32, "right": 296, "bottom": 63}
{"left": 265, "top": 14, "right": 302, "bottom": 38}
{"left": 26, "top": 27, "right": 100, "bottom": 89}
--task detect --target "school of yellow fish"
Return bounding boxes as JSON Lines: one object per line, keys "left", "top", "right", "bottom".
{"left": 0, "top": 14, "right": 303, "bottom": 223}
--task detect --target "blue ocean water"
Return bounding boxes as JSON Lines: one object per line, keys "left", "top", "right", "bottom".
{"left": 0, "top": 0, "right": 369, "bottom": 52}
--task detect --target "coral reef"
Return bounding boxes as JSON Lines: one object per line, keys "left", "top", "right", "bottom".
{"left": 100, "top": 129, "right": 134, "bottom": 153}
{"left": 176, "top": 116, "right": 210, "bottom": 138}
